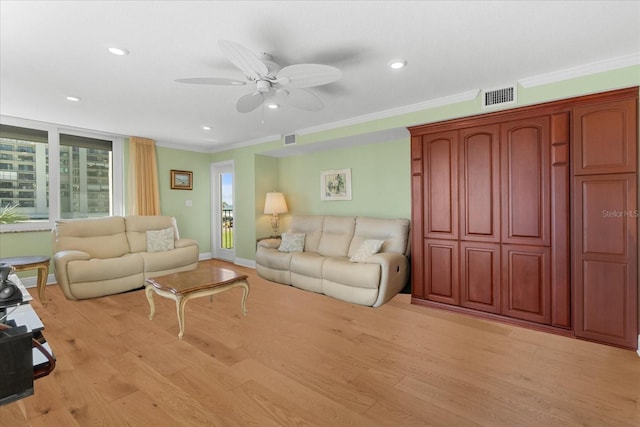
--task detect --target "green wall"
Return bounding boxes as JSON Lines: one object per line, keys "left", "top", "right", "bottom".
{"left": 278, "top": 138, "right": 410, "bottom": 222}
{"left": 1, "top": 65, "right": 638, "bottom": 278}
{"left": 155, "top": 145, "right": 212, "bottom": 253}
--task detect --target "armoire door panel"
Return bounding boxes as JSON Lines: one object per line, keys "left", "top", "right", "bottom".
{"left": 423, "top": 131, "right": 458, "bottom": 239}
{"left": 501, "top": 245, "right": 551, "bottom": 324}
{"left": 579, "top": 259, "right": 632, "bottom": 346}
{"left": 573, "top": 173, "right": 637, "bottom": 348}
{"left": 424, "top": 239, "right": 459, "bottom": 305}
{"left": 460, "top": 242, "right": 500, "bottom": 313}
{"left": 459, "top": 125, "right": 500, "bottom": 242}
{"left": 579, "top": 176, "right": 632, "bottom": 256}
{"left": 501, "top": 117, "right": 550, "bottom": 246}
{"left": 573, "top": 98, "right": 637, "bottom": 175}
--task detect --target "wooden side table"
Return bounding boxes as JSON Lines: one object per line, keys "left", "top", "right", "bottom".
{"left": 0, "top": 256, "right": 51, "bottom": 307}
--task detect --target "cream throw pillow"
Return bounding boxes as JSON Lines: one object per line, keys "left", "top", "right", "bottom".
{"left": 147, "top": 227, "right": 175, "bottom": 252}
{"left": 350, "top": 239, "right": 384, "bottom": 262}
{"left": 278, "top": 232, "right": 305, "bottom": 253}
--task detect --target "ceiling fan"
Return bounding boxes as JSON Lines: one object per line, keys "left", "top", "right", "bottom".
{"left": 176, "top": 40, "right": 342, "bottom": 113}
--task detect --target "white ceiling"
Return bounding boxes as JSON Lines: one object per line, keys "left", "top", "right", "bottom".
{"left": 1, "top": 1, "right": 639, "bottom": 152}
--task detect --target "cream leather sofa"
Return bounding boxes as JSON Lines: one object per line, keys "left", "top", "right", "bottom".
{"left": 52, "top": 216, "right": 199, "bottom": 300}
{"left": 256, "top": 215, "right": 410, "bottom": 307}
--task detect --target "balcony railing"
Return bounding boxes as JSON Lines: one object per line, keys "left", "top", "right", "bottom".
{"left": 222, "top": 208, "right": 233, "bottom": 249}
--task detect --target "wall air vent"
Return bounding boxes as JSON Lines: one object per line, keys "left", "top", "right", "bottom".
{"left": 481, "top": 85, "right": 517, "bottom": 109}
{"left": 284, "top": 134, "right": 297, "bottom": 145}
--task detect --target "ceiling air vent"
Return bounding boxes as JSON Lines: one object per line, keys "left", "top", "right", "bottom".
{"left": 284, "top": 134, "right": 297, "bottom": 145}
{"left": 481, "top": 85, "right": 517, "bottom": 109}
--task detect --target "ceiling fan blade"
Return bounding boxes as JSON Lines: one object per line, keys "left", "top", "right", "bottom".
{"left": 175, "top": 77, "right": 246, "bottom": 86}
{"left": 277, "top": 88, "right": 324, "bottom": 111}
{"left": 236, "top": 92, "right": 265, "bottom": 113}
{"left": 218, "top": 40, "right": 269, "bottom": 80}
{"left": 275, "top": 64, "right": 342, "bottom": 89}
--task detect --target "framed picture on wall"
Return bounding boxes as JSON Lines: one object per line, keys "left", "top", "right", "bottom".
{"left": 170, "top": 170, "right": 193, "bottom": 190}
{"left": 321, "top": 169, "right": 351, "bottom": 201}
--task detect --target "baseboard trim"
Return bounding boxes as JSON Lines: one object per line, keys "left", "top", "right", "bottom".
{"left": 234, "top": 258, "right": 256, "bottom": 269}
{"left": 18, "top": 274, "right": 55, "bottom": 289}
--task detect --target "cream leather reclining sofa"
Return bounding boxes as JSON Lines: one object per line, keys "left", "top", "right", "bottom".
{"left": 256, "top": 215, "right": 410, "bottom": 307}
{"left": 52, "top": 215, "right": 199, "bottom": 300}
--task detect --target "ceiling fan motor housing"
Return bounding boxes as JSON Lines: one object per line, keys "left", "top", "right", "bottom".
{"left": 256, "top": 79, "right": 271, "bottom": 93}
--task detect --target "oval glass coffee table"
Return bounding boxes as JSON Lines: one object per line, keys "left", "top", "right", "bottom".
{"left": 144, "top": 265, "right": 250, "bottom": 339}
{"left": 0, "top": 256, "right": 51, "bottom": 306}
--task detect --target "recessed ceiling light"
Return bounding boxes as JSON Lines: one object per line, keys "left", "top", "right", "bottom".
{"left": 201, "top": 125, "right": 211, "bottom": 131}
{"left": 108, "top": 47, "right": 129, "bottom": 56}
{"left": 389, "top": 59, "right": 407, "bottom": 70}
{"left": 65, "top": 96, "right": 81, "bottom": 102}
{"left": 267, "top": 103, "right": 279, "bottom": 109}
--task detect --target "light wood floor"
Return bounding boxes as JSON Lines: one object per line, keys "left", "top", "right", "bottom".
{"left": 1, "top": 259, "right": 639, "bottom": 426}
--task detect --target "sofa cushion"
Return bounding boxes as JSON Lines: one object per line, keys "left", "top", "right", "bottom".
{"left": 289, "top": 216, "right": 324, "bottom": 253}
{"left": 278, "top": 232, "right": 305, "bottom": 253}
{"left": 322, "top": 257, "right": 380, "bottom": 289}
{"left": 67, "top": 253, "right": 143, "bottom": 283}
{"left": 125, "top": 216, "right": 177, "bottom": 253}
{"left": 350, "top": 239, "right": 384, "bottom": 262}
{"left": 317, "top": 216, "right": 355, "bottom": 257}
{"left": 146, "top": 227, "right": 175, "bottom": 252}
{"left": 290, "top": 252, "right": 325, "bottom": 278}
{"left": 141, "top": 246, "right": 199, "bottom": 274}
{"left": 348, "top": 217, "right": 410, "bottom": 257}
{"left": 54, "top": 217, "right": 129, "bottom": 259}
{"left": 256, "top": 248, "right": 294, "bottom": 271}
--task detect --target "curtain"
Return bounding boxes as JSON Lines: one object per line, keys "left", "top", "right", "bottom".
{"left": 128, "top": 136, "right": 161, "bottom": 216}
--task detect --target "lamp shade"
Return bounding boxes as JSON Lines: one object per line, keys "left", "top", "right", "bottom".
{"left": 264, "top": 192, "right": 288, "bottom": 214}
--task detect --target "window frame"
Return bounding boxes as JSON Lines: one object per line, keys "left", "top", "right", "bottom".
{"left": 0, "top": 115, "right": 124, "bottom": 232}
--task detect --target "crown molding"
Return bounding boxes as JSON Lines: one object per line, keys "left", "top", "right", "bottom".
{"left": 519, "top": 53, "right": 640, "bottom": 88}
{"left": 208, "top": 133, "right": 282, "bottom": 154}
{"left": 155, "top": 140, "right": 213, "bottom": 153}
{"left": 297, "top": 89, "right": 480, "bottom": 136}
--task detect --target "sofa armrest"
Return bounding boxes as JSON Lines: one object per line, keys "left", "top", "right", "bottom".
{"left": 52, "top": 250, "right": 91, "bottom": 301}
{"left": 174, "top": 238, "right": 199, "bottom": 249}
{"left": 363, "top": 252, "right": 409, "bottom": 307}
{"left": 258, "top": 238, "right": 282, "bottom": 250}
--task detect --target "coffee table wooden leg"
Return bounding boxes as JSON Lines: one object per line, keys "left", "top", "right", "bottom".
{"left": 239, "top": 281, "right": 249, "bottom": 316}
{"left": 176, "top": 296, "right": 188, "bottom": 339}
{"left": 36, "top": 264, "right": 49, "bottom": 307}
{"left": 145, "top": 286, "right": 156, "bottom": 320}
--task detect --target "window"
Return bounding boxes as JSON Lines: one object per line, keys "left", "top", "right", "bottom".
{"left": 0, "top": 124, "right": 48, "bottom": 220}
{"left": 0, "top": 118, "right": 123, "bottom": 231}
{"left": 59, "top": 133, "right": 113, "bottom": 219}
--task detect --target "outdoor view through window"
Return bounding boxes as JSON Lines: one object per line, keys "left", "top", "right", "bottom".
{"left": 0, "top": 124, "right": 113, "bottom": 221}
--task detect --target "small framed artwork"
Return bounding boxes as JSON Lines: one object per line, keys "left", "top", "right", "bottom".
{"left": 321, "top": 168, "right": 352, "bottom": 201}
{"left": 170, "top": 169, "right": 193, "bottom": 190}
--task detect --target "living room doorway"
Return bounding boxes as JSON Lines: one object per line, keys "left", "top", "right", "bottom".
{"left": 211, "top": 160, "right": 235, "bottom": 262}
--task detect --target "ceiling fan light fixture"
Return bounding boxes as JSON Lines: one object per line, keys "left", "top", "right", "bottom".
{"left": 389, "top": 59, "right": 407, "bottom": 70}
{"left": 108, "top": 47, "right": 129, "bottom": 56}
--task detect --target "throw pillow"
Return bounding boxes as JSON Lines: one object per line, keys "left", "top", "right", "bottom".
{"left": 278, "top": 232, "right": 305, "bottom": 253}
{"left": 350, "top": 239, "right": 384, "bottom": 262}
{"left": 147, "top": 227, "right": 175, "bottom": 253}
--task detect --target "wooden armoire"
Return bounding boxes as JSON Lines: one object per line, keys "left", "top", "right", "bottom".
{"left": 409, "top": 87, "right": 638, "bottom": 349}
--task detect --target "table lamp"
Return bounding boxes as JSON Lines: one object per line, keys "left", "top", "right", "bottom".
{"left": 264, "top": 192, "right": 288, "bottom": 237}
